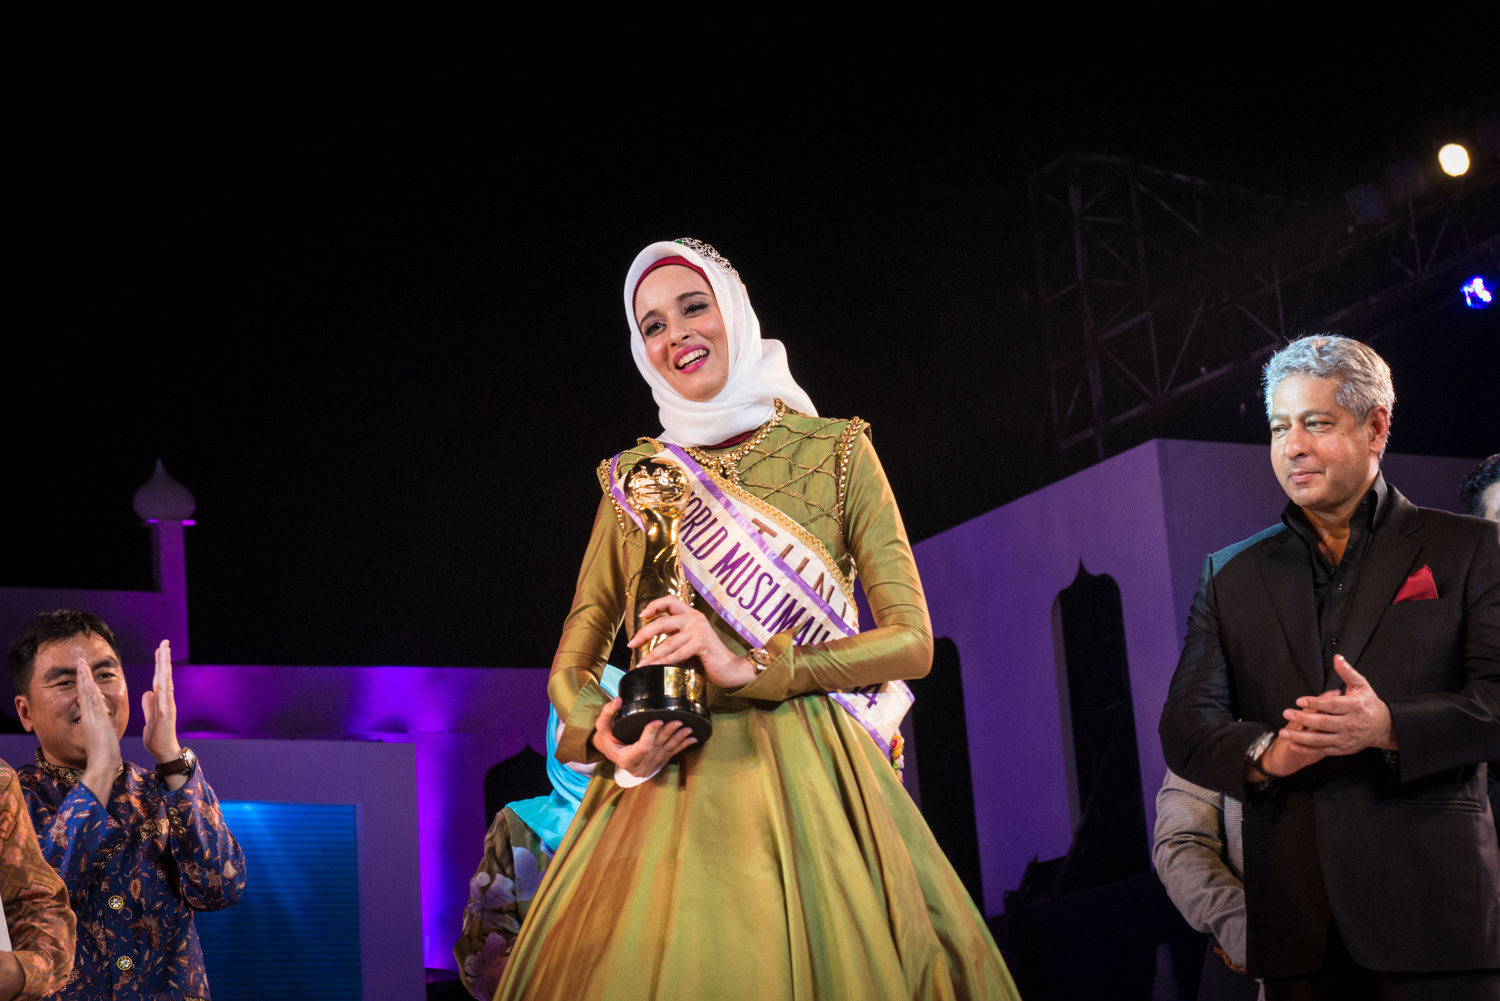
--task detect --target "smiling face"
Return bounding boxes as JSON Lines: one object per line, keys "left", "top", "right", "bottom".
{"left": 15, "top": 631, "right": 130, "bottom": 769}
{"left": 634, "top": 265, "right": 729, "bottom": 403}
{"left": 1269, "top": 373, "right": 1389, "bottom": 524}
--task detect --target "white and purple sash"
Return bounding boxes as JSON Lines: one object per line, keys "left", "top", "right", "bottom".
{"left": 609, "top": 443, "right": 914, "bottom": 760}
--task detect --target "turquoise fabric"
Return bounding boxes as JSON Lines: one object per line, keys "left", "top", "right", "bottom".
{"left": 509, "top": 665, "right": 622, "bottom": 852}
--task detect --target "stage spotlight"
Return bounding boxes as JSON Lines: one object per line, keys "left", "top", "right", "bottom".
{"left": 1439, "top": 143, "right": 1471, "bottom": 177}
{"left": 1462, "top": 276, "right": 1493, "bottom": 310}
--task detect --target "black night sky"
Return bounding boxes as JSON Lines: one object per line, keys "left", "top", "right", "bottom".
{"left": 8, "top": 32, "right": 1497, "bottom": 668}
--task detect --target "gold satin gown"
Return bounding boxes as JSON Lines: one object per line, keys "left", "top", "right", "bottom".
{"left": 495, "top": 409, "right": 1020, "bottom": 1001}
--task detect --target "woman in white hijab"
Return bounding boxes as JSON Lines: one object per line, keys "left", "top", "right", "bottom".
{"left": 494, "top": 239, "right": 1017, "bottom": 1001}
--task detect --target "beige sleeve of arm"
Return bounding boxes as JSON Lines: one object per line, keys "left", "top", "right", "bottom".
{"left": 1152, "top": 769, "right": 1248, "bottom": 969}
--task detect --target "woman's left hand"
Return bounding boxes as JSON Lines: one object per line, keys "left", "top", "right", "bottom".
{"left": 629, "top": 596, "right": 757, "bottom": 689}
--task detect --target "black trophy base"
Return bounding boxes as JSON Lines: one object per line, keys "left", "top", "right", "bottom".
{"left": 612, "top": 664, "right": 713, "bottom": 745}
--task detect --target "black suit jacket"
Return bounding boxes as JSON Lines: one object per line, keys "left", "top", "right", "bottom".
{"left": 1159, "top": 483, "right": 1500, "bottom": 978}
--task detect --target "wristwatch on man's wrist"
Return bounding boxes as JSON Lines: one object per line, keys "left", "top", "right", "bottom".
{"left": 155, "top": 747, "right": 197, "bottom": 780}
{"left": 1245, "top": 731, "right": 1277, "bottom": 791}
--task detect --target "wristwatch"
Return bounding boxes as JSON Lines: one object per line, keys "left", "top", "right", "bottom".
{"left": 1245, "top": 732, "right": 1277, "bottom": 792}
{"left": 747, "top": 647, "right": 775, "bottom": 675}
{"left": 155, "top": 747, "right": 197, "bottom": 780}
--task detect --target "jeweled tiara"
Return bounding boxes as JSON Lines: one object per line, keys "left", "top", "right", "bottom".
{"left": 674, "top": 238, "right": 742, "bottom": 286}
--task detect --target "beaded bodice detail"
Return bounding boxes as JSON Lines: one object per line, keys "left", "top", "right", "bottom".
{"left": 597, "top": 404, "right": 869, "bottom": 612}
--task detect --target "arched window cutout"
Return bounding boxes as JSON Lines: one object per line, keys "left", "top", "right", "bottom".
{"left": 1049, "top": 561, "right": 1149, "bottom": 892}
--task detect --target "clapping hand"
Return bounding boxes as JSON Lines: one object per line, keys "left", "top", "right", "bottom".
{"left": 141, "top": 641, "right": 181, "bottom": 763}
{"left": 1260, "top": 655, "right": 1397, "bottom": 780}
{"left": 142, "top": 640, "right": 189, "bottom": 790}
{"left": 1280, "top": 655, "right": 1397, "bottom": 756}
{"left": 77, "top": 659, "right": 123, "bottom": 804}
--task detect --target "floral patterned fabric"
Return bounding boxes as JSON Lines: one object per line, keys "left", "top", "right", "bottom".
{"left": 0, "top": 758, "right": 74, "bottom": 1000}
{"left": 18, "top": 751, "right": 246, "bottom": 1000}
{"left": 455, "top": 807, "right": 554, "bottom": 1001}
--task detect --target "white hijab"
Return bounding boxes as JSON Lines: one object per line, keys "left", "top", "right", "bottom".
{"left": 624, "top": 239, "right": 817, "bottom": 447}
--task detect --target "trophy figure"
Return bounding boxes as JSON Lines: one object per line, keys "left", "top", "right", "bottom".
{"left": 612, "top": 456, "right": 713, "bottom": 746}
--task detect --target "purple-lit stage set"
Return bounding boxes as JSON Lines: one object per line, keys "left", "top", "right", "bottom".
{"left": 0, "top": 440, "right": 1476, "bottom": 993}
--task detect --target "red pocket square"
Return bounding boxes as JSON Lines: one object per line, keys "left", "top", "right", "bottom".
{"left": 1393, "top": 564, "right": 1438, "bottom": 603}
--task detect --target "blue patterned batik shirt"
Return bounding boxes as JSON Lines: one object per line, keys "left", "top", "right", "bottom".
{"left": 19, "top": 750, "right": 246, "bottom": 1000}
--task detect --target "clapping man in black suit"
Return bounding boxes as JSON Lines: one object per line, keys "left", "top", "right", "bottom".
{"left": 1160, "top": 335, "right": 1500, "bottom": 999}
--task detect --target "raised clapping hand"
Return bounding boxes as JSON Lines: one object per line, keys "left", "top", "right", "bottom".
{"left": 142, "top": 641, "right": 181, "bottom": 761}
{"left": 627, "top": 596, "right": 756, "bottom": 689}
{"left": 1261, "top": 654, "right": 1397, "bottom": 778}
{"left": 77, "top": 658, "right": 123, "bottom": 805}
{"left": 142, "top": 640, "right": 188, "bottom": 789}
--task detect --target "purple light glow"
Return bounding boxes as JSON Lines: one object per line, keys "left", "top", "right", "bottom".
{"left": 172, "top": 662, "right": 550, "bottom": 972}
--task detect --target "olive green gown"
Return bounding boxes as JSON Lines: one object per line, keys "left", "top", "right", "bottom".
{"left": 494, "top": 408, "right": 1019, "bottom": 1001}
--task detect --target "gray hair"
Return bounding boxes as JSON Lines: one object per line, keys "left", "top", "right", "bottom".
{"left": 1262, "top": 334, "right": 1395, "bottom": 425}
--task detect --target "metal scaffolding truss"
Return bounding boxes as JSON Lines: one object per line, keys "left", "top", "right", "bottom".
{"left": 1030, "top": 153, "right": 1499, "bottom": 462}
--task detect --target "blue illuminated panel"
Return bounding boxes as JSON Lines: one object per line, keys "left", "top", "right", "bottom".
{"left": 194, "top": 802, "right": 362, "bottom": 1000}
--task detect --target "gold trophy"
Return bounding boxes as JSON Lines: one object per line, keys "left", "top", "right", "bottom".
{"left": 612, "top": 456, "right": 713, "bottom": 746}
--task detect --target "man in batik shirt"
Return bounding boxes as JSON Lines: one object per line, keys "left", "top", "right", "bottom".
{"left": 0, "top": 756, "right": 74, "bottom": 1000}
{"left": 8, "top": 610, "right": 246, "bottom": 1001}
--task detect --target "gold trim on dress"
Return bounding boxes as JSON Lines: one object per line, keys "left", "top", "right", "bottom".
{"left": 683, "top": 400, "right": 788, "bottom": 484}
{"left": 834, "top": 416, "right": 867, "bottom": 527}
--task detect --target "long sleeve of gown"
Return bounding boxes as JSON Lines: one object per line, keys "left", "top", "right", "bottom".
{"left": 548, "top": 495, "right": 631, "bottom": 765}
